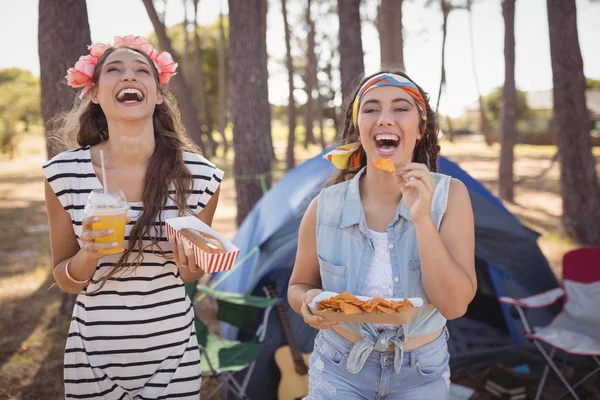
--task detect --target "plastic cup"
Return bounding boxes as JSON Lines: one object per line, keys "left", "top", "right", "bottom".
{"left": 84, "top": 189, "right": 129, "bottom": 255}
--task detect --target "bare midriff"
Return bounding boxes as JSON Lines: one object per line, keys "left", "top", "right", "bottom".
{"left": 332, "top": 325, "right": 444, "bottom": 352}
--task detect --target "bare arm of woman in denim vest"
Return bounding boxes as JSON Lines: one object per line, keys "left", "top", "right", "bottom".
{"left": 288, "top": 72, "right": 476, "bottom": 337}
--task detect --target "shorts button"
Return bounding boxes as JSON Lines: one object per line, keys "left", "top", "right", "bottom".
{"left": 380, "top": 339, "right": 386, "bottom": 344}
{"left": 388, "top": 243, "right": 394, "bottom": 249}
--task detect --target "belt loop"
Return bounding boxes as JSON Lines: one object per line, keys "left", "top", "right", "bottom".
{"left": 409, "top": 350, "right": 416, "bottom": 368}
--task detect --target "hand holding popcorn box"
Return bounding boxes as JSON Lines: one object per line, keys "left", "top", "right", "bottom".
{"left": 166, "top": 216, "right": 240, "bottom": 273}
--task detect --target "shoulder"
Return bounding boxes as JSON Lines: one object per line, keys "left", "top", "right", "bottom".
{"left": 447, "top": 178, "right": 471, "bottom": 213}
{"left": 43, "top": 147, "right": 90, "bottom": 171}
{"left": 320, "top": 179, "right": 352, "bottom": 200}
{"left": 183, "top": 151, "right": 224, "bottom": 182}
{"left": 182, "top": 151, "right": 218, "bottom": 169}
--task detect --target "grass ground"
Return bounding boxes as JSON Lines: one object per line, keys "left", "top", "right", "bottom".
{"left": 0, "top": 131, "right": 599, "bottom": 399}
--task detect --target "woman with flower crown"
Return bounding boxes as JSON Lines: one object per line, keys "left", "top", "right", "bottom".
{"left": 43, "top": 35, "right": 221, "bottom": 398}
{"left": 288, "top": 71, "right": 476, "bottom": 399}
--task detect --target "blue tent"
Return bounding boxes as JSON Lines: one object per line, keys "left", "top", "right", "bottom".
{"left": 213, "top": 150, "right": 559, "bottom": 399}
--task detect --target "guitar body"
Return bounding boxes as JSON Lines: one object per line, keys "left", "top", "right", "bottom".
{"left": 274, "top": 346, "right": 311, "bottom": 400}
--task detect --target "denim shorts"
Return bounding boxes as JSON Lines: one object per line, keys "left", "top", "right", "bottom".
{"left": 304, "top": 328, "right": 451, "bottom": 400}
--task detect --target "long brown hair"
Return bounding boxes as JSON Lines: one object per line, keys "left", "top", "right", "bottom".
{"left": 327, "top": 70, "right": 440, "bottom": 186}
{"left": 50, "top": 46, "right": 200, "bottom": 291}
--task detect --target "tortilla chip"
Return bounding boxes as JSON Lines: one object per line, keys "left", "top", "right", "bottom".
{"left": 340, "top": 302, "right": 363, "bottom": 314}
{"left": 316, "top": 292, "right": 415, "bottom": 315}
{"left": 373, "top": 158, "right": 396, "bottom": 173}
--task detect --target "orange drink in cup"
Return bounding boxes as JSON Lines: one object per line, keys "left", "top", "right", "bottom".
{"left": 84, "top": 189, "right": 129, "bottom": 255}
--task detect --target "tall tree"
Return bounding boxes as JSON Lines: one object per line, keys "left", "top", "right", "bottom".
{"left": 182, "top": 0, "right": 190, "bottom": 79}
{"left": 38, "top": 0, "right": 91, "bottom": 317}
{"left": 498, "top": 0, "right": 517, "bottom": 202}
{"left": 39, "top": 0, "right": 90, "bottom": 159}
{"left": 465, "top": 0, "right": 491, "bottom": 144}
{"left": 337, "top": 0, "right": 365, "bottom": 104}
{"left": 217, "top": 1, "right": 228, "bottom": 153}
{"left": 426, "top": 0, "right": 460, "bottom": 140}
{"left": 547, "top": 0, "right": 600, "bottom": 245}
{"left": 229, "top": 0, "right": 273, "bottom": 225}
{"left": 192, "top": 0, "right": 223, "bottom": 155}
{"left": 282, "top": 0, "right": 297, "bottom": 170}
{"left": 304, "top": 0, "right": 317, "bottom": 148}
{"left": 142, "top": 0, "right": 208, "bottom": 154}
{"left": 377, "top": 0, "right": 405, "bottom": 71}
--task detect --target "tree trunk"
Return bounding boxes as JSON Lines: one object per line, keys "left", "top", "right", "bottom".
{"left": 337, "top": 0, "right": 364, "bottom": 104}
{"left": 141, "top": 0, "right": 208, "bottom": 154}
{"left": 182, "top": 0, "right": 190, "bottom": 80}
{"left": 499, "top": 0, "right": 517, "bottom": 202}
{"left": 38, "top": 0, "right": 90, "bottom": 159}
{"left": 282, "top": 0, "right": 296, "bottom": 170}
{"left": 217, "top": 2, "right": 229, "bottom": 154}
{"left": 547, "top": 0, "right": 600, "bottom": 245}
{"left": 436, "top": 1, "right": 449, "bottom": 112}
{"left": 466, "top": 1, "right": 491, "bottom": 145}
{"left": 39, "top": 0, "right": 91, "bottom": 318}
{"left": 229, "top": 0, "right": 273, "bottom": 225}
{"left": 193, "top": 0, "right": 221, "bottom": 156}
{"left": 377, "top": 0, "right": 405, "bottom": 72}
{"left": 304, "top": 0, "right": 317, "bottom": 148}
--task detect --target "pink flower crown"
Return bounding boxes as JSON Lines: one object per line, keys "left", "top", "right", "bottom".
{"left": 66, "top": 35, "right": 178, "bottom": 98}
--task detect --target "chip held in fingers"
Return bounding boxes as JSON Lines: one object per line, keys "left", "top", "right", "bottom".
{"left": 373, "top": 158, "right": 396, "bottom": 173}
{"left": 311, "top": 291, "right": 421, "bottom": 324}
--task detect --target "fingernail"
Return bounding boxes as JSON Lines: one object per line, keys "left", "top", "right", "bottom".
{"left": 111, "top": 242, "right": 119, "bottom": 247}
{"left": 107, "top": 229, "right": 114, "bottom": 234}
{"left": 93, "top": 217, "right": 100, "bottom": 222}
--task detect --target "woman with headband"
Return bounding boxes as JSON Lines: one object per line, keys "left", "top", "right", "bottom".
{"left": 288, "top": 71, "right": 476, "bottom": 398}
{"left": 43, "top": 36, "right": 223, "bottom": 398}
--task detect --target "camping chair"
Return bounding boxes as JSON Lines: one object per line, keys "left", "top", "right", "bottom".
{"left": 187, "top": 283, "right": 280, "bottom": 400}
{"left": 498, "top": 247, "right": 600, "bottom": 400}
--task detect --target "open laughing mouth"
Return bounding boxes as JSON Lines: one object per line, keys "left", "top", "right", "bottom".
{"left": 374, "top": 133, "right": 400, "bottom": 154}
{"left": 116, "top": 88, "right": 145, "bottom": 104}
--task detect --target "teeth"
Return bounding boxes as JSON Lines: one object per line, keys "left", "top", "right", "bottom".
{"left": 375, "top": 134, "right": 399, "bottom": 141}
{"left": 117, "top": 88, "right": 144, "bottom": 101}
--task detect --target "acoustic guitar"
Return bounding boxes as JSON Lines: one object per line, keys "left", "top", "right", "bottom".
{"left": 264, "top": 283, "right": 311, "bottom": 400}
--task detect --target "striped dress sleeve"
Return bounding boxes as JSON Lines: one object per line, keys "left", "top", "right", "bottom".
{"left": 182, "top": 151, "right": 224, "bottom": 211}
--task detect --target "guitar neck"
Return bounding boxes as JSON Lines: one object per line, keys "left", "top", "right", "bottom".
{"left": 265, "top": 285, "right": 304, "bottom": 363}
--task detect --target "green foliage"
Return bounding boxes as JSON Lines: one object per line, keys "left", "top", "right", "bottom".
{"left": 483, "top": 86, "right": 531, "bottom": 130}
{"left": 585, "top": 78, "right": 600, "bottom": 90}
{"left": 148, "top": 18, "right": 230, "bottom": 131}
{"left": 0, "top": 68, "right": 41, "bottom": 157}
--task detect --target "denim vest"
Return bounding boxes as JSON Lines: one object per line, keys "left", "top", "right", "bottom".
{"left": 316, "top": 167, "right": 451, "bottom": 373}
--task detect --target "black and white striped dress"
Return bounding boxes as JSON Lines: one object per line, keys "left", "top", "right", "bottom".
{"left": 43, "top": 146, "right": 224, "bottom": 400}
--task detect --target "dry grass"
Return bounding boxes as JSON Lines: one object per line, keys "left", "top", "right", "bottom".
{"left": 0, "top": 132, "right": 598, "bottom": 399}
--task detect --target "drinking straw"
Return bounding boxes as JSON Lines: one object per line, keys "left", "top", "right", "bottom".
{"left": 100, "top": 150, "right": 108, "bottom": 195}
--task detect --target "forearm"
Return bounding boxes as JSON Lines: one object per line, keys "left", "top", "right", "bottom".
{"left": 178, "top": 266, "right": 205, "bottom": 282}
{"left": 53, "top": 251, "right": 97, "bottom": 294}
{"left": 288, "top": 283, "right": 320, "bottom": 315}
{"left": 415, "top": 217, "right": 475, "bottom": 319}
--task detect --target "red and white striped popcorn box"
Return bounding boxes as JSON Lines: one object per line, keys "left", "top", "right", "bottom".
{"left": 165, "top": 216, "right": 240, "bottom": 274}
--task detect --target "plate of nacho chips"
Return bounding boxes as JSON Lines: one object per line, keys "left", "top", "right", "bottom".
{"left": 309, "top": 291, "right": 423, "bottom": 324}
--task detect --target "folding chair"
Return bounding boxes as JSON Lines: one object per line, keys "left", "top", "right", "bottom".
{"left": 499, "top": 247, "right": 600, "bottom": 400}
{"left": 187, "top": 283, "right": 280, "bottom": 400}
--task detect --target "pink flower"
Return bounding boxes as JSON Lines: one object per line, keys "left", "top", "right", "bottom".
{"left": 66, "top": 55, "right": 97, "bottom": 97}
{"left": 113, "top": 35, "right": 149, "bottom": 48}
{"left": 139, "top": 42, "right": 158, "bottom": 60}
{"left": 154, "top": 51, "right": 178, "bottom": 84}
{"left": 87, "top": 43, "right": 107, "bottom": 60}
